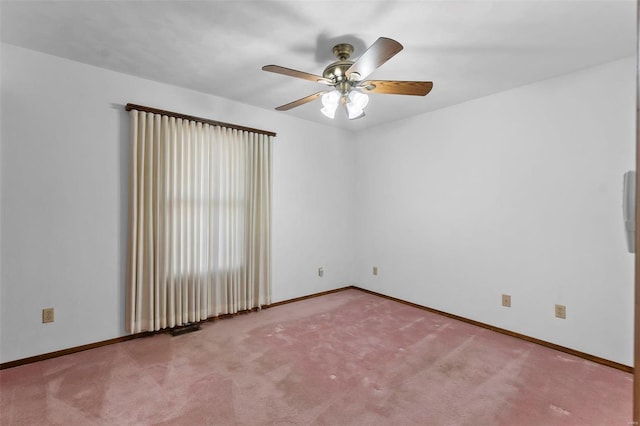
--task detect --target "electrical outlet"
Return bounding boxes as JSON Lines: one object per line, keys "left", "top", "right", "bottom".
{"left": 501, "top": 294, "right": 511, "bottom": 307}
{"left": 318, "top": 267, "right": 323, "bottom": 277}
{"left": 42, "top": 308, "right": 55, "bottom": 323}
{"left": 373, "top": 266, "right": 378, "bottom": 276}
{"left": 555, "top": 304, "right": 566, "bottom": 319}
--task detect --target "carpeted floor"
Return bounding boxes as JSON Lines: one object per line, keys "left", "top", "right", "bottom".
{"left": 0, "top": 289, "right": 633, "bottom": 425}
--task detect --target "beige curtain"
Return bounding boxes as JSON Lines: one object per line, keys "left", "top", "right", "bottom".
{"left": 127, "top": 110, "right": 272, "bottom": 333}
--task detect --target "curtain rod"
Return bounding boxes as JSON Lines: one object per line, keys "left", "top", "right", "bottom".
{"left": 125, "top": 103, "right": 277, "bottom": 137}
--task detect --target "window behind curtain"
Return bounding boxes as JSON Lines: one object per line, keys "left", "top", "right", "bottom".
{"left": 127, "top": 110, "right": 272, "bottom": 333}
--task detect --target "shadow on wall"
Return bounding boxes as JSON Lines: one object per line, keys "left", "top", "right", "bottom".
{"left": 112, "top": 102, "right": 129, "bottom": 336}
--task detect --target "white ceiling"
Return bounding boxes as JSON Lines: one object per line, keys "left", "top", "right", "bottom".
{"left": 1, "top": 0, "right": 636, "bottom": 131}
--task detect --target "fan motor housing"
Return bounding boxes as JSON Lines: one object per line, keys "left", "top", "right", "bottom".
{"left": 322, "top": 60, "right": 354, "bottom": 80}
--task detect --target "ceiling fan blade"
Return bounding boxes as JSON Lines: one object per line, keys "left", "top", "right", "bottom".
{"left": 359, "top": 80, "right": 433, "bottom": 96}
{"left": 275, "top": 91, "right": 329, "bottom": 111}
{"left": 345, "top": 37, "right": 403, "bottom": 81}
{"left": 262, "top": 65, "right": 332, "bottom": 85}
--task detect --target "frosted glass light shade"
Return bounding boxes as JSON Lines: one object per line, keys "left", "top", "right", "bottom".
{"left": 349, "top": 91, "right": 369, "bottom": 109}
{"left": 322, "top": 90, "right": 341, "bottom": 107}
{"left": 321, "top": 105, "right": 337, "bottom": 119}
{"left": 346, "top": 91, "right": 369, "bottom": 119}
{"left": 346, "top": 103, "right": 364, "bottom": 119}
{"left": 320, "top": 90, "right": 340, "bottom": 119}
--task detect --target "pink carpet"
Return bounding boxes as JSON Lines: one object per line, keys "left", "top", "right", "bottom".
{"left": 0, "top": 289, "right": 632, "bottom": 425}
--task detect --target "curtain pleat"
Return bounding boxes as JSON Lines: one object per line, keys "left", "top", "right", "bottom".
{"left": 127, "top": 110, "right": 272, "bottom": 333}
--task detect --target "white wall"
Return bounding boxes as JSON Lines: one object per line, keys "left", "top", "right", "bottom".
{"left": 0, "top": 41, "right": 4, "bottom": 365}
{"left": 0, "top": 44, "right": 356, "bottom": 363}
{"left": 353, "top": 57, "right": 636, "bottom": 366}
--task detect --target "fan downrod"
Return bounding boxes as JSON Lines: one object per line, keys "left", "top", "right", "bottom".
{"left": 332, "top": 43, "right": 354, "bottom": 61}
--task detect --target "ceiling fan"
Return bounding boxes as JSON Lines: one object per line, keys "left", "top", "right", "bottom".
{"left": 262, "top": 37, "right": 433, "bottom": 120}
